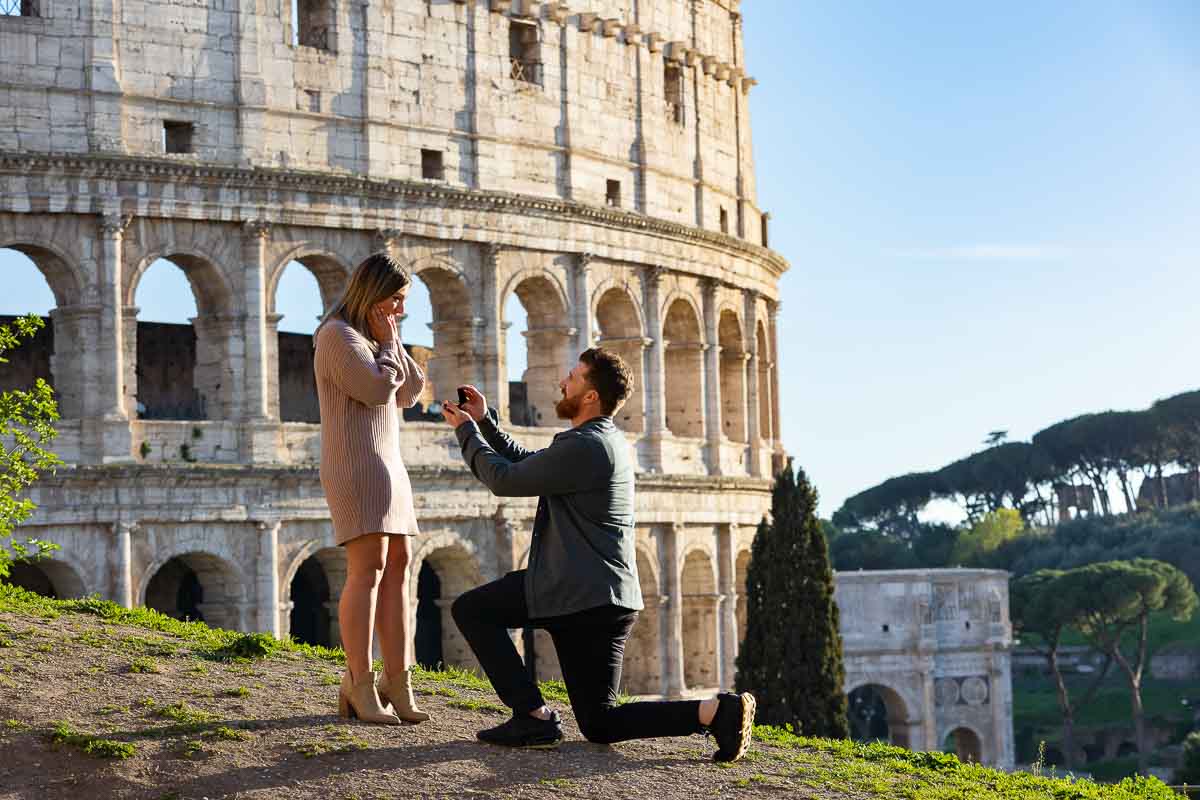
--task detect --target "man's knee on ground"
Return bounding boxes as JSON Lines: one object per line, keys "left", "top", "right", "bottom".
{"left": 576, "top": 705, "right": 621, "bottom": 744}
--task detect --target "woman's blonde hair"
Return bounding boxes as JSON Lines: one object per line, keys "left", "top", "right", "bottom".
{"left": 318, "top": 253, "right": 412, "bottom": 347}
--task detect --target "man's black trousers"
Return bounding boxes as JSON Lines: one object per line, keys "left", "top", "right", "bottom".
{"left": 451, "top": 570, "right": 703, "bottom": 744}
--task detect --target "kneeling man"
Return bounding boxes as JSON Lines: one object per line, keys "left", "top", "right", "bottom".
{"left": 441, "top": 347, "right": 754, "bottom": 761}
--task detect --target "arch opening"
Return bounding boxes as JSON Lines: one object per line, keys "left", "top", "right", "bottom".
{"left": 848, "top": 684, "right": 910, "bottom": 748}
{"left": 663, "top": 298, "right": 704, "bottom": 439}
{"left": 132, "top": 256, "right": 235, "bottom": 420}
{"left": 144, "top": 553, "right": 243, "bottom": 631}
{"left": 0, "top": 247, "right": 83, "bottom": 418}
{"left": 504, "top": 275, "right": 570, "bottom": 427}
{"left": 2, "top": 559, "right": 85, "bottom": 599}
{"left": 680, "top": 549, "right": 718, "bottom": 690}
{"left": 718, "top": 310, "right": 746, "bottom": 444}
{"left": 272, "top": 260, "right": 328, "bottom": 422}
{"left": 944, "top": 726, "right": 983, "bottom": 763}
{"left": 288, "top": 553, "right": 333, "bottom": 647}
{"left": 414, "top": 560, "right": 443, "bottom": 669}
{"left": 414, "top": 545, "right": 482, "bottom": 670}
{"left": 595, "top": 287, "right": 645, "bottom": 433}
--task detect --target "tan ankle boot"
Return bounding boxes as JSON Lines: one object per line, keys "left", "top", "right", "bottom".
{"left": 377, "top": 668, "right": 431, "bottom": 723}
{"left": 338, "top": 670, "right": 401, "bottom": 725}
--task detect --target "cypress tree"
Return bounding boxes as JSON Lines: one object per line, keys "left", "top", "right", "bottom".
{"left": 736, "top": 462, "right": 849, "bottom": 738}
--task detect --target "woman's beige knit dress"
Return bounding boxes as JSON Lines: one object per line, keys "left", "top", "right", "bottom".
{"left": 315, "top": 318, "right": 426, "bottom": 545}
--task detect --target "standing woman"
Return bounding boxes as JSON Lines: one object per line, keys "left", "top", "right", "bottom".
{"left": 314, "top": 253, "right": 431, "bottom": 725}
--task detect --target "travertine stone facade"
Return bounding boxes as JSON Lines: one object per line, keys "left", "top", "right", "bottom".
{"left": 1, "top": 0, "right": 783, "bottom": 698}
{"left": 836, "top": 569, "right": 1016, "bottom": 769}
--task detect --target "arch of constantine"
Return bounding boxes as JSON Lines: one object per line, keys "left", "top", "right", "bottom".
{"left": 836, "top": 569, "right": 1016, "bottom": 769}
{"left": 1, "top": 0, "right": 781, "bottom": 698}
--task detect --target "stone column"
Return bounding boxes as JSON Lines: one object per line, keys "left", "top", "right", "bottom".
{"left": 121, "top": 305, "right": 139, "bottom": 419}
{"left": 701, "top": 279, "right": 723, "bottom": 475}
{"left": 192, "top": 312, "right": 241, "bottom": 421}
{"left": 113, "top": 520, "right": 136, "bottom": 608}
{"left": 743, "top": 291, "right": 761, "bottom": 476}
{"left": 46, "top": 304, "right": 91, "bottom": 420}
{"left": 479, "top": 243, "right": 508, "bottom": 419}
{"left": 661, "top": 522, "right": 686, "bottom": 697}
{"left": 93, "top": 214, "right": 132, "bottom": 462}
{"left": 717, "top": 523, "right": 739, "bottom": 689}
{"left": 768, "top": 301, "right": 784, "bottom": 472}
{"left": 256, "top": 520, "right": 282, "bottom": 637}
{"left": 641, "top": 266, "right": 667, "bottom": 471}
{"left": 241, "top": 221, "right": 272, "bottom": 422}
{"left": 265, "top": 312, "right": 283, "bottom": 420}
{"left": 242, "top": 222, "right": 277, "bottom": 461}
{"left": 522, "top": 326, "right": 574, "bottom": 425}
{"left": 572, "top": 253, "right": 594, "bottom": 363}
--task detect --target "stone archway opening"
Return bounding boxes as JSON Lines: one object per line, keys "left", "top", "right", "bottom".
{"left": 144, "top": 552, "right": 242, "bottom": 630}
{"left": 503, "top": 275, "right": 571, "bottom": 427}
{"left": 3, "top": 559, "right": 86, "bottom": 599}
{"left": 681, "top": 549, "right": 719, "bottom": 690}
{"left": 622, "top": 550, "right": 661, "bottom": 695}
{"left": 272, "top": 257, "right": 344, "bottom": 423}
{"left": 0, "top": 246, "right": 84, "bottom": 419}
{"left": 848, "top": 684, "right": 910, "bottom": 748}
{"left": 131, "top": 254, "right": 234, "bottom": 421}
{"left": 414, "top": 545, "right": 482, "bottom": 670}
{"left": 663, "top": 298, "right": 704, "bottom": 439}
{"left": 718, "top": 310, "right": 746, "bottom": 444}
{"left": 595, "top": 287, "right": 645, "bottom": 433}
{"left": 289, "top": 554, "right": 332, "bottom": 647}
{"left": 414, "top": 560, "right": 443, "bottom": 668}
{"left": 944, "top": 726, "right": 983, "bottom": 763}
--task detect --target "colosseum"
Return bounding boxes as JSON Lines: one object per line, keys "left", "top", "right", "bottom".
{"left": 0, "top": 0, "right": 785, "bottom": 698}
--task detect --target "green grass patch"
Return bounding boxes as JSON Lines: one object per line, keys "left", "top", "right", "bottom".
{"left": 289, "top": 727, "right": 369, "bottom": 758}
{"left": 751, "top": 725, "right": 1177, "bottom": 799}
{"left": 128, "top": 657, "right": 161, "bottom": 674}
{"left": 419, "top": 686, "right": 457, "bottom": 698}
{"left": 155, "top": 702, "right": 218, "bottom": 730}
{"left": 208, "top": 725, "right": 251, "bottom": 742}
{"left": 538, "top": 777, "right": 575, "bottom": 789}
{"left": 226, "top": 686, "right": 251, "bottom": 698}
{"left": 4, "top": 719, "right": 29, "bottom": 731}
{"left": 446, "top": 699, "right": 508, "bottom": 716}
{"left": 48, "top": 721, "right": 137, "bottom": 759}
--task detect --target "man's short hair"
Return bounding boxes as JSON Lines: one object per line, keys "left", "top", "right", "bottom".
{"left": 579, "top": 347, "right": 633, "bottom": 415}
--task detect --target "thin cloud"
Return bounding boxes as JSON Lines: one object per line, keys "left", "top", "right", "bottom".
{"left": 889, "top": 244, "right": 1073, "bottom": 262}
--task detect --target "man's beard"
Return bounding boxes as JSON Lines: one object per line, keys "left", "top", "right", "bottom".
{"left": 555, "top": 392, "right": 581, "bottom": 420}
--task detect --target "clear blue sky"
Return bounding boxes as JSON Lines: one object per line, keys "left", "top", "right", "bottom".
{"left": 2, "top": 1, "right": 1198, "bottom": 517}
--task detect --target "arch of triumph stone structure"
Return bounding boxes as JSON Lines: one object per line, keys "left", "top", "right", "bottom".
{"left": 0, "top": 0, "right": 1013, "bottom": 766}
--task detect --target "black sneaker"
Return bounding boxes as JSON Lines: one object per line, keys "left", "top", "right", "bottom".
{"left": 704, "top": 692, "right": 756, "bottom": 763}
{"left": 477, "top": 710, "right": 564, "bottom": 749}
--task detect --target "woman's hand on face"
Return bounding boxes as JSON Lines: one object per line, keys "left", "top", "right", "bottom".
{"left": 368, "top": 306, "right": 397, "bottom": 343}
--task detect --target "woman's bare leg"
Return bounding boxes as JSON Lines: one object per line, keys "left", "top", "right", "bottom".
{"left": 339, "top": 533, "right": 387, "bottom": 682}
{"left": 375, "top": 534, "right": 412, "bottom": 678}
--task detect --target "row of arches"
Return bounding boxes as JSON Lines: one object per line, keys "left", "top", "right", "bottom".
{"left": 0, "top": 233, "right": 777, "bottom": 452}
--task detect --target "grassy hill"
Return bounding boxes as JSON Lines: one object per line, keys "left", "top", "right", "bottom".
{"left": 0, "top": 584, "right": 1182, "bottom": 800}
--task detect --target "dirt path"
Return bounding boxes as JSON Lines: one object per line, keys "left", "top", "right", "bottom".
{"left": 0, "top": 611, "right": 820, "bottom": 800}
